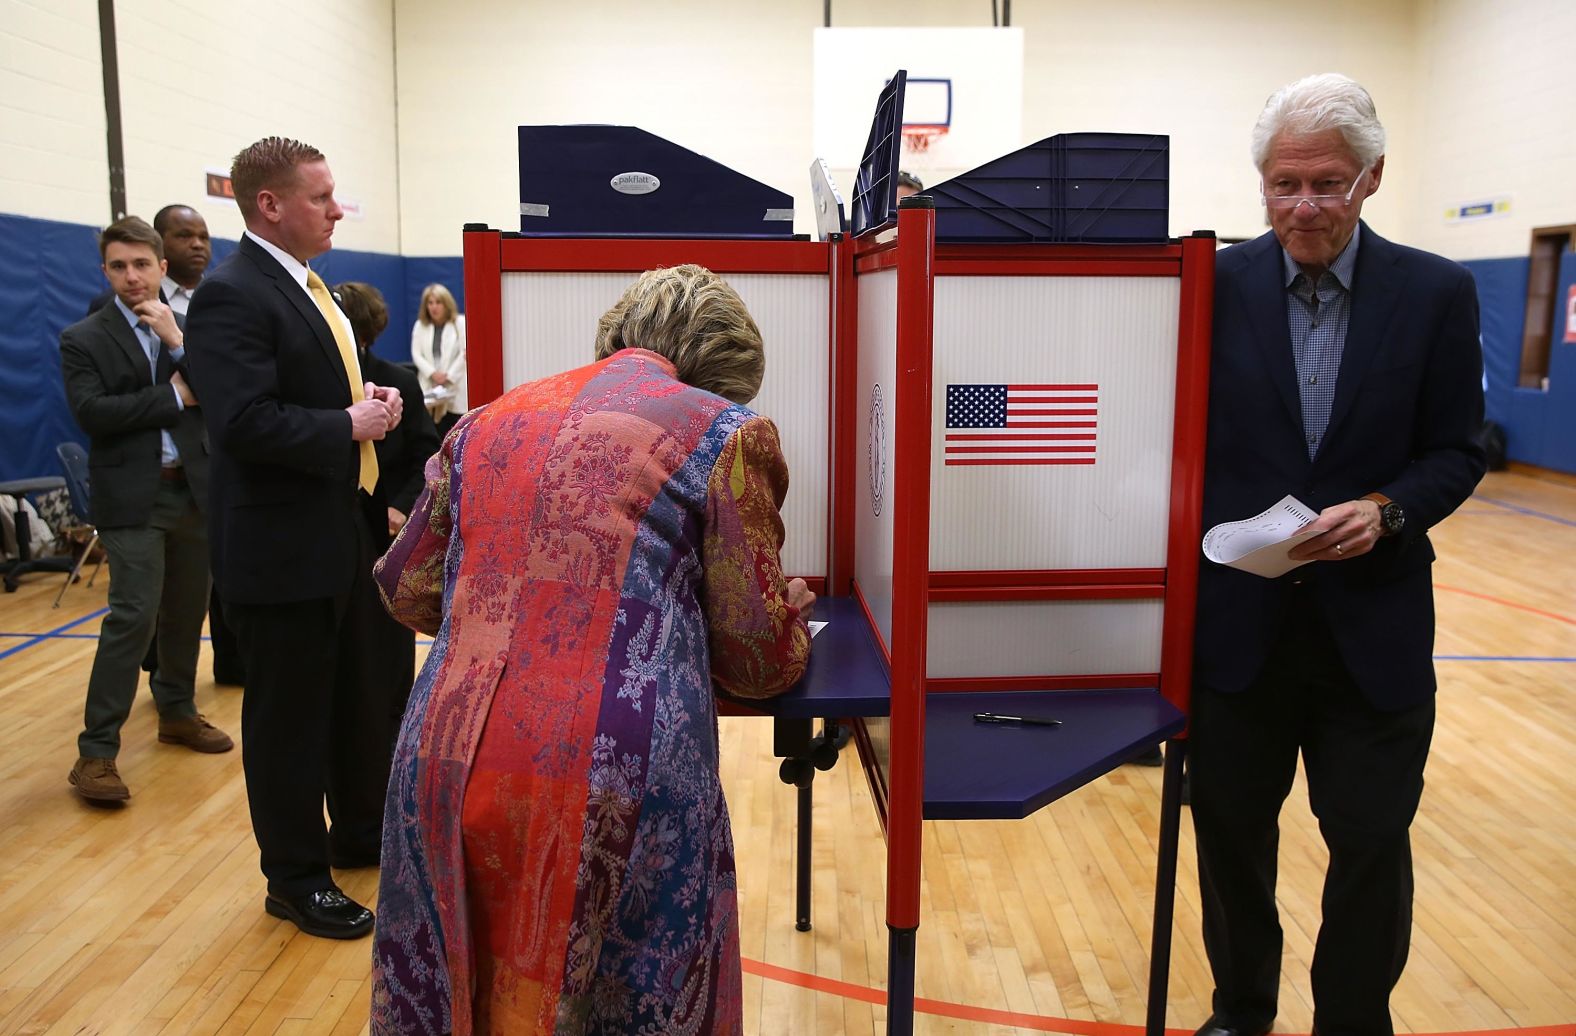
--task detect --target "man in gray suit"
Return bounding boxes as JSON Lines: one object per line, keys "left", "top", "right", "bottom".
{"left": 60, "top": 216, "right": 233, "bottom": 803}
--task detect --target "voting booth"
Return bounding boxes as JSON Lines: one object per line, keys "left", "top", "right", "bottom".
{"left": 463, "top": 110, "right": 1213, "bottom": 1035}
{"left": 845, "top": 199, "right": 1214, "bottom": 1034}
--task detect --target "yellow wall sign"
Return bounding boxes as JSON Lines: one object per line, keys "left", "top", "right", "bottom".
{"left": 1445, "top": 196, "right": 1512, "bottom": 222}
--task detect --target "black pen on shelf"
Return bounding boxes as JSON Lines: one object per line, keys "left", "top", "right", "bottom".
{"left": 973, "top": 712, "right": 1062, "bottom": 727}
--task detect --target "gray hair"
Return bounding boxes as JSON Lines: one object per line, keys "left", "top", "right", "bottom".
{"left": 1251, "top": 73, "right": 1386, "bottom": 171}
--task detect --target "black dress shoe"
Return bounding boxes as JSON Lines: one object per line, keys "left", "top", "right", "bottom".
{"left": 264, "top": 888, "right": 374, "bottom": 939}
{"left": 1193, "top": 1014, "right": 1271, "bottom": 1036}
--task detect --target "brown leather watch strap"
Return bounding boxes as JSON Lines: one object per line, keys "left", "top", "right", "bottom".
{"left": 1363, "top": 492, "right": 1396, "bottom": 535}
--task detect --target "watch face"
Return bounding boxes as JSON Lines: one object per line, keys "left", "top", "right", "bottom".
{"left": 1383, "top": 502, "right": 1405, "bottom": 534}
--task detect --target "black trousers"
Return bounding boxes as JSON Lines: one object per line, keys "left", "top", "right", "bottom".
{"left": 1190, "top": 593, "right": 1434, "bottom": 1036}
{"left": 225, "top": 511, "right": 395, "bottom": 898}
{"left": 208, "top": 587, "right": 245, "bottom": 683}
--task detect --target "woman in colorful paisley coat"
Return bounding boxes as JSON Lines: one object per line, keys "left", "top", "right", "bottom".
{"left": 370, "top": 264, "right": 816, "bottom": 1035}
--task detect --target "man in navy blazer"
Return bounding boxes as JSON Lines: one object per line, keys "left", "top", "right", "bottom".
{"left": 187, "top": 137, "right": 403, "bottom": 940}
{"left": 1190, "top": 75, "right": 1485, "bottom": 1036}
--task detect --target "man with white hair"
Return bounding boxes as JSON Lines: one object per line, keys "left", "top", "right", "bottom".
{"left": 1190, "top": 74, "right": 1485, "bottom": 1036}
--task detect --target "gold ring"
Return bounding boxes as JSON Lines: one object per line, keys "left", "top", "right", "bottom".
{"left": 1335, "top": 543, "right": 1344, "bottom": 555}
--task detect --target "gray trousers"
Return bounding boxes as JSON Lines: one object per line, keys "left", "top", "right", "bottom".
{"left": 79, "top": 479, "right": 209, "bottom": 758}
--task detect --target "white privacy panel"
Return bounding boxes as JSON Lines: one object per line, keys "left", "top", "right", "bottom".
{"left": 926, "top": 599, "right": 1164, "bottom": 678}
{"left": 929, "top": 276, "right": 1181, "bottom": 571}
{"left": 499, "top": 271, "right": 829, "bottom": 578}
{"left": 502, "top": 271, "right": 631, "bottom": 382}
{"left": 853, "top": 269, "right": 898, "bottom": 652}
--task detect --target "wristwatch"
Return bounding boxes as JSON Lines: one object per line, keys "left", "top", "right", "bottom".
{"left": 1363, "top": 492, "right": 1405, "bottom": 537}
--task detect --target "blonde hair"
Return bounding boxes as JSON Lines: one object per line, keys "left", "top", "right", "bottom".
{"left": 594, "top": 265, "right": 764, "bottom": 404}
{"left": 418, "top": 283, "right": 459, "bottom": 327}
{"left": 231, "top": 137, "right": 325, "bottom": 222}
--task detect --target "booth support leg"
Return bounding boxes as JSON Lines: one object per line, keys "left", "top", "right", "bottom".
{"left": 886, "top": 925, "right": 917, "bottom": 1036}
{"left": 1146, "top": 739, "right": 1187, "bottom": 1036}
{"left": 796, "top": 782, "right": 813, "bottom": 931}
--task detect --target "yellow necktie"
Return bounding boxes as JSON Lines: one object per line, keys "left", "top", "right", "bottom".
{"left": 305, "top": 269, "right": 378, "bottom": 493}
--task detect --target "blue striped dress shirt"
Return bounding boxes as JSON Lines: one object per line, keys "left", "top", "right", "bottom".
{"left": 112, "top": 296, "right": 184, "bottom": 467}
{"left": 1283, "top": 223, "right": 1360, "bottom": 459}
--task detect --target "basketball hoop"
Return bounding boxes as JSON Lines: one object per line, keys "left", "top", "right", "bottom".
{"left": 901, "top": 125, "right": 948, "bottom": 154}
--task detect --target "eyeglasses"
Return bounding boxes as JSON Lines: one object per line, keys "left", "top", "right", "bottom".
{"left": 1260, "top": 170, "right": 1369, "bottom": 210}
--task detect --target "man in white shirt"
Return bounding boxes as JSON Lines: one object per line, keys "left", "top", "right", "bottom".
{"left": 153, "top": 205, "right": 211, "bottom": 317}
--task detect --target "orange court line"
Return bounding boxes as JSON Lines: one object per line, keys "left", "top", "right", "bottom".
{"left": 740, "top": 957, "right": 1576, "bottom": 1036}
{"left": 1435, "top": 583, "right": 1576, "bottom": 628}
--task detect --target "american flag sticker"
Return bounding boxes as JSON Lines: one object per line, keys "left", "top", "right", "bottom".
{"left": 944, "top": 383, "right": 1099, "bottom": 466}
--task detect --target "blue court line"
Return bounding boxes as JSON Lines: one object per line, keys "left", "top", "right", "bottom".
{"left": 0, "top": 607, "right": 109, "bottom": 662}
{"left": 1476, "top": 495, "right": 1576, "bottom": 529}
{"left": 0, "top": 624, "right": 436, "bottom": 656}
{"left": 0, "top": 632, "right": 210, "bottom": 642}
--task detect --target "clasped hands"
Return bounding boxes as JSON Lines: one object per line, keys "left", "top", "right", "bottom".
{"left": 1287, "top": 498, "right": 1384, "bottom": 563}
{"left": 347, "top": 383, "right": 404, "bottom": 441}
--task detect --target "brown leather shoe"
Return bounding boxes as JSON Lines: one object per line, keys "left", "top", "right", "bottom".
{"left": 70, "top": 756, "right": 130, "bottom": 802}
{"left": 157, "top": 713, "right": 235, "bottom": 753}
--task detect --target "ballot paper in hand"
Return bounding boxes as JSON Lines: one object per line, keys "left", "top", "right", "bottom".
{"left": 1202, "top": 495, "right": 1322, "bottom": 579}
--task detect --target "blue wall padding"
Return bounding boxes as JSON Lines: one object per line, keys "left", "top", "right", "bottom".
{"left": 403, "top": 256, "right": 468, "bottom": 356}
{"left": 1540, "top": 250, "right": 1576, "bottom": 471}
{"left": 1463, "top": 256, "right": 1527, "bottom": 426}
{"left": 1462, "top": 253, "right": 1576, "bottom": 475}
{"left": 0, "top": 211, "right": 464, "bottom": 482}
{"left": 0, "top": 213, "right": 102, "bottom": 483}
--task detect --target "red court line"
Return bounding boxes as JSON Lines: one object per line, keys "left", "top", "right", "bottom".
{"left": 1435, "top": 583, "right": 1576, "bottom": 628}
{"left": 741, "top": 957, "right": 1575, "bottom": 1036}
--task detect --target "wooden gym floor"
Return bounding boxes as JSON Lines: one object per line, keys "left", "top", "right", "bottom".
{"left": 1, "top": 468, "right": 1572, "bottom": 1035}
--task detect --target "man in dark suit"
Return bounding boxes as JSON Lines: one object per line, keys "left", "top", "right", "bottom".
{"left": 61, "top": 216, "right": 234, "bottom": 804}
{"left": 186, "top": 137, "right": 403, "bottom": 940}
{"left": 1190, "top": 74, "right": 1486, "bottom": 1036}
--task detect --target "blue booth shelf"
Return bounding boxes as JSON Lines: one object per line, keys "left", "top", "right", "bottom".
{"left": 721, "top": 596, "right": 892, "bottom": 719}
{"left": 926, "top": 132, "right": 1170, "bottom": 244}
{"left": 922, "top": 688, "right": 1184, "bottom": 820}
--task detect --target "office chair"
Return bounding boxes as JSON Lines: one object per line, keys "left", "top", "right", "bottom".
{"left": 53, "top": 442, "right": 104, "bottom": 607}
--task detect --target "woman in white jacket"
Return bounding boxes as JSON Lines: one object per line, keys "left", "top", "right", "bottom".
{"left": 411, "top": 283, "right": 467, "bottom": 433}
